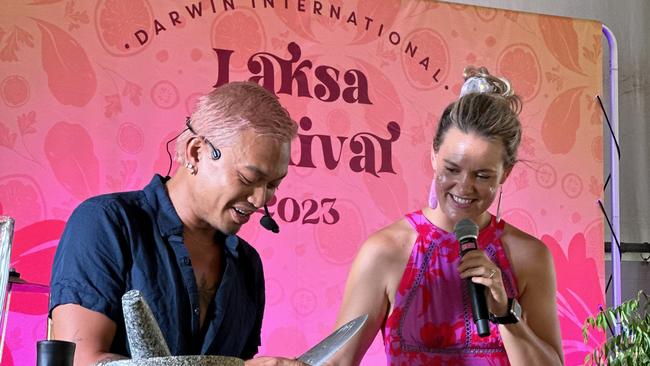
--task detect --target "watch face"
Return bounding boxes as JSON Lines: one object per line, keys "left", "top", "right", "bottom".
{"left": 511, "top": 298, "right": 522, "bottom": 320}
{"left": 489, "top": 298, "right": 521, "bottom": 324}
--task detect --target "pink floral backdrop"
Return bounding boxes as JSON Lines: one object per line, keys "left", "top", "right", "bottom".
{"left": 0, "top": 1, "right": 603, "bottom": 365}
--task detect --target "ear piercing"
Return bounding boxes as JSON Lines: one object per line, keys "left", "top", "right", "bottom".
{"left": 185, "top": 162, "right": 197, "bottom": 175}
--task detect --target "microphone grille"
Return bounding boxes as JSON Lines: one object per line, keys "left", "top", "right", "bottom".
{"left": 454, "top": 218, "right": 479, "bottom": 241}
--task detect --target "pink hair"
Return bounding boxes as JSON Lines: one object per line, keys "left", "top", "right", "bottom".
{"left": 175, "top": 81, "right": 297, "bottom": 164}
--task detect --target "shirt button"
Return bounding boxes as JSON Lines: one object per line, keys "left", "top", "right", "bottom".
{"left": 181, "top": 257, "right": 191, "bottom": 265}
{"left": 194, "top": 307, "right": 199, "bottom": 315}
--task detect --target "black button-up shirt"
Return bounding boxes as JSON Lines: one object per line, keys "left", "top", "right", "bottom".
{"left": 49, "top": 175, "right": 265, "bottom": 358}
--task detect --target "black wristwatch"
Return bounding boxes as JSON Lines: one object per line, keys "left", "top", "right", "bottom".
{"left": 489, "top": 297, "right": 521, "bottom": 324}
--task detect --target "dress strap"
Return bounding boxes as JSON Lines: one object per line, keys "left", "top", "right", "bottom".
{"left": 404, "top": 210, "right": 424, "bottom": 229}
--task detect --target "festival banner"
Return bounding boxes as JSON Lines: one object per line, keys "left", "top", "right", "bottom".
{"left": 0, "top": 1, "right": 603, "bottom": 364}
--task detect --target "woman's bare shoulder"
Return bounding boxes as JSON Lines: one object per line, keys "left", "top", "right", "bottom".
{"left": 357, "top": 218, "right": 415, "bottom": 264}
{"left": 501, "top": 222, "right": 550, "bottom": 258}
{"left": 501, "top": 222, "right": 555, "bottom": 291}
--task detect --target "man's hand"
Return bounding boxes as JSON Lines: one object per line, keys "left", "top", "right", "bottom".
{"left": 244, "top": 356, "right": 309, "bottom": 366}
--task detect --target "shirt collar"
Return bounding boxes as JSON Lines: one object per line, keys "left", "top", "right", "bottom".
{"left": 224, "top": 234, "right": 240, "bottom": 258}
{"left": 144, "top": 174, "right": 183, "bottom": 237}
{"left": 143, "top": 174, "right": 240, "bottom": 257}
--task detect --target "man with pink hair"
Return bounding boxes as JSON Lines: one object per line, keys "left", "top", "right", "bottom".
{"left": 49, "top": 82, "right": 306, "bottom": 366}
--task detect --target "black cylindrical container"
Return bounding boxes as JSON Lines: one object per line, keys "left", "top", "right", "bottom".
{"left": 36, "top": 340, "right": 76, "bottom": 366}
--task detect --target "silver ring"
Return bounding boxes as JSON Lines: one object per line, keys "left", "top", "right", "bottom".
{"left": 488, "top": 269, "right": 497, "bottom": 279}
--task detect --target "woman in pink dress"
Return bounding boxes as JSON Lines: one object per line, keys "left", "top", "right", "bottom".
{"left": 329, "top": 67, "right": 564, "bottom": 366}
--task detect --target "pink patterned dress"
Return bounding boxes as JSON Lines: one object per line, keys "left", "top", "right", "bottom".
{"left": 382, "top": 210, "right": 519, "bottom": 365}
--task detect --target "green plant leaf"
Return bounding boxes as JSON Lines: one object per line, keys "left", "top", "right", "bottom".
{"left": 583, "top": 291, "right": 650, "bottom": 365}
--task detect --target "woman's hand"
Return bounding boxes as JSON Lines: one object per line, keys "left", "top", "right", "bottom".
{"left": 457, "top": 250, "right": 509, "bottom": 316}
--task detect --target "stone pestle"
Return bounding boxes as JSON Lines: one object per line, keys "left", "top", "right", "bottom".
{"left": 121, "top": 290, "right": 171, "bottom": 359}
{"left": 101, "top": 290, "right": 244, "bottom": 365}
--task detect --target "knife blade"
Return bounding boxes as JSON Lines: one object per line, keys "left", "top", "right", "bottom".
{"left": 297, "top": 314, "right": 368, "bottom": 366}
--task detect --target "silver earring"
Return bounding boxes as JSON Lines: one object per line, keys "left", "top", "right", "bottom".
{"left": 185, "top": 162, "right": 196, "bottom": 175}
{"left": 495, "top": 188, "right": 503, "bottom": 223}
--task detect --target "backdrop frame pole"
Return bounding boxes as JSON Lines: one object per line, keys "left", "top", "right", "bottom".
{"left": 602, "top": 23, "right": 621, "bottom": 335}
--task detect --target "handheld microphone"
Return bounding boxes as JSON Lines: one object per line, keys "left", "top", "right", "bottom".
{"left": 454, "top": 218, "right": 490, "bottom": 337}
{"left": 260, "top": 204, "right": 279, "bottom": 233}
